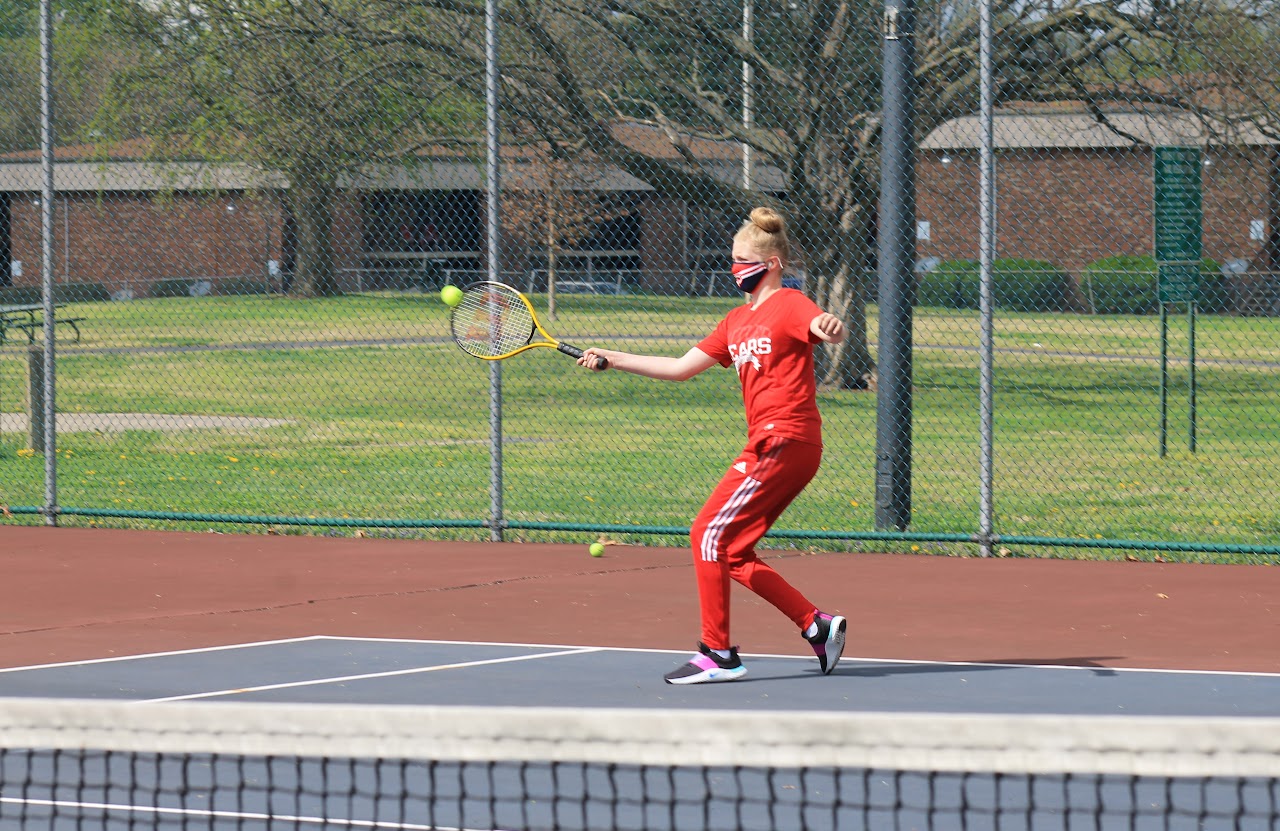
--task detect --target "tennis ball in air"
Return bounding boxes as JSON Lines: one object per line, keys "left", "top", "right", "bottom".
{"left": 440, "top": 285, "right": 463, "bottom": 307}
{"left": 589, "top": 542, "right": 606, "bottom": 558}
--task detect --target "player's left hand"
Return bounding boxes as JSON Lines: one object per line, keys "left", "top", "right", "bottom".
{"left": 811, "top": 313, "right": 846, "bottom": 343}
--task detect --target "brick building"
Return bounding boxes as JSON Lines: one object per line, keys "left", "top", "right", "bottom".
{"left": 0, "top": 130, "right": 770, "bottom": 297}
{"left": 917, "top": 112, "right": 1280, "bottom": 277}
{"left": 0, "top": 153, "right": 294, "bottom": 295}
{"left": 3, "top": 116, "right": 1276, "bottom": 304}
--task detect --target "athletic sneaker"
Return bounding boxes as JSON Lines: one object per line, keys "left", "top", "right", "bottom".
{"left": 663, "top": 642, "right": 748, "bottom": 685}
{"left": 805, "top": 611, "right": 847, "bottom": 675}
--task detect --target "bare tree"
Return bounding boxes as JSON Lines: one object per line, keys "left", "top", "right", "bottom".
{"left": 501, "top": 141, "right": 626, "bottom": 319}
{"left": 362, "top": 0, "right": 1255, "bottom": 388}
{"left": 97, "top": 0, "right": 480, "bottom": 297}
{"left": 213, "top": 0, "right": 1263, "bottom": 377}
{"left": 0, "top": 0, "right": 142, "bottom": 153}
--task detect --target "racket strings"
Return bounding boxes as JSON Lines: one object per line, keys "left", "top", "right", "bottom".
{"left": 452, "top": 286, "right": 536, "bottom": 358}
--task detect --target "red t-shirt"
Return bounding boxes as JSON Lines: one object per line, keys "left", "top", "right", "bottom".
{"left": 696, "top": 288, "right": 825, "bottom": 446}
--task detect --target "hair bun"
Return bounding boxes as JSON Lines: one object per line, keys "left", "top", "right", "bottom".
{"left": 749, "top": 207, "right": 784, "bottom": 235}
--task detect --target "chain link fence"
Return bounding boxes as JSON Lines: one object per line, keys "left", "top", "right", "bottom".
{"left": 1, "top": 0, "right": 1278, "bottom": 561}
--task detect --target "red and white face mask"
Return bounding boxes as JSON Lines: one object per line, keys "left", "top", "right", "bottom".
{"left": 731, "top": 260, "right": 770, "bottom": 293}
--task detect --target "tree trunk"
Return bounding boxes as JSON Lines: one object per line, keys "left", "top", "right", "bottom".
{"left": 287, "top": 177, "right": 339, "bottom": 298}
{"left": 546, "top": 210, "right": 558, "bottom": 320}
{"left": 813, "top": 261, "right": 875, "bottom": 390}
{"left": 793, "top": 194, "right": 878, "bottom": 390}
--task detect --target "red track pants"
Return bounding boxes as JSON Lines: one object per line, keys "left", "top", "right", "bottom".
{"left": 690, "top": 435, "right": 823, "bottom": 650}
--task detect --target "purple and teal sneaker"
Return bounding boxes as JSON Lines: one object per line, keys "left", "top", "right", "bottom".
{"left": 805, "top": 611, "right": 846, "bottom": 675}
{"left": 663, "top": 641, "right": 748, "bottom": 685}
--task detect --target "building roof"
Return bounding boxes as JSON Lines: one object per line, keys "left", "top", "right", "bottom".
{"left": 0, "top": 161, "right": 289, "bottom": 193}
{"left": 0, "top": 123, "right": 785, "bottom": 193}
{"left": 922, "top": 112, "right": 1278, "bottom": 150}
{"left": 0, "top": 157, "right": 711, "bottom": 194}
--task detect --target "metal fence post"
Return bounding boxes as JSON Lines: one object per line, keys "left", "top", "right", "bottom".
{"left": 977, "top": 0, "right": 996, "bottom": 556}
{"left": 485, "top": 0, "right": 504, "bottom": 542}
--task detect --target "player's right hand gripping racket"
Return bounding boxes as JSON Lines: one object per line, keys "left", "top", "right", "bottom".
{"left": 449, "top": 281, "right": 607, "bottom": 369}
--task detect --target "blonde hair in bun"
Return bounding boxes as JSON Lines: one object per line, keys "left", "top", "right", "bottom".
{"left": 735, "top": 206, "right": 791, "bottom": 264}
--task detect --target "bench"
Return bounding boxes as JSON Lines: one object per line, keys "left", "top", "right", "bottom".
{"left": 3, "top": 318, "right": 85, "bottom": 343}
{"left": 57, "top": 316, "right": 86, "bottom": 342}
{"left": 0, "top": 304, "right": 86, "bottom": 345}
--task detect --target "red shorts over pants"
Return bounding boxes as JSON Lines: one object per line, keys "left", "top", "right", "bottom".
{"left": 690, "top": 434, "right": 822, "bottom": 650}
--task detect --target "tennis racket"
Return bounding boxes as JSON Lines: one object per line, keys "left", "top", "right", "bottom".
{"left": 449, "top": 281, "right": 608, "bottom": 369}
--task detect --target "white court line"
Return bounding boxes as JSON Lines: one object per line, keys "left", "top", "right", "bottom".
{"left": 4, "top": 632, "right": 1277, "bottom": 686}
{"left": 0, "top": 798, "right": 455, "bottom": 830}
{"left": 313, "top": 635, "right": 1280, "bottom": 679}
{"left": 0, "top": 636, "right": 330, "bottom": 674}
{"left": 143, "top": 647, "right": 603, "bottom": 702}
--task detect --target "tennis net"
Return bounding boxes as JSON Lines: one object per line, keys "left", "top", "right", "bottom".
{"left": 0, "top": 696, "right": 1277, "bottom": 829}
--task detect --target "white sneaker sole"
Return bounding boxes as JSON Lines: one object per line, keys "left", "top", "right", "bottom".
{"left": 664, "top": 665, "right": 748, "bottom": 685}
{"left": 823, "top": 616, "right": 847, "bottom": 675}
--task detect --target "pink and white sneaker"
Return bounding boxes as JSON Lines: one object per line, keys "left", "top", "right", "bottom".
{"left": 663, "top": 641, "right": 748, "bottom": 685}
{"left": 805, "top": 611, "right": 846, "bottom": 675}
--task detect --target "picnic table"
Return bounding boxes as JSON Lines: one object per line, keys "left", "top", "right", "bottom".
{"left": 0, "top": 303, "right": 86, "bottom": 345}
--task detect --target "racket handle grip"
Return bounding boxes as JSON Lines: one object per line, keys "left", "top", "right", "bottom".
{"left": 560, "top": 343, "right": 608, "bottom": 370}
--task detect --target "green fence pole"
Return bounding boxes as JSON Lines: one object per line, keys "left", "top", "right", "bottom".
{"left": 1159, "top": 303, "right": 1168, "bottom": 458}
{"left": 1188, "top": 299, "right": 1197, "bottom": 452}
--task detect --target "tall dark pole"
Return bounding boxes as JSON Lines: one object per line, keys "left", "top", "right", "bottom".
{"left": 40, "top": 0, "right": 57, "bottom": 524}
{"left": 875, "top": 0, "right": 915, "bottom": 531}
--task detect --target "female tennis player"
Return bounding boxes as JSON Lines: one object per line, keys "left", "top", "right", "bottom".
{"left": 578, "top": 207, "right": 847, "bottom": 685}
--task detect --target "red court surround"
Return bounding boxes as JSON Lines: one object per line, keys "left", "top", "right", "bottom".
{"left": 1, "top": 526, "right": 1277, "bottom": 672}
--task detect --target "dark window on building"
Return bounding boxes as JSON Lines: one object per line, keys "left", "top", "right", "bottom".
{"left": 362, "top": 192, "right": 483, "bottom": 255}
{"left": 577, "top": 195, "right": 642, "bottom": 253}
{"left": 688, "top": 205, "right": 738, "bottom": 272}
{"left": 1268, "top": 148, "right": 1280, "bottom": 273}
{"left": 1, "top": 195, "right": 10, "bottom": 288}
{"left": 281, "top": 210, "right": 297, "bottom": 291}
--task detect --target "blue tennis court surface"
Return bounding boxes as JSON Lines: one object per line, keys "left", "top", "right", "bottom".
{"left": 3, "top": 638, "right": 1280, "bottom": 830}
{"left": 1, "top": 635, "right": 1278, "bottom": 716}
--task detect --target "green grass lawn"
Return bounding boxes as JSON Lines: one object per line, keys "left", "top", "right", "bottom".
{"left": 2, "top": 292, "right": 1278, "bottom": 561}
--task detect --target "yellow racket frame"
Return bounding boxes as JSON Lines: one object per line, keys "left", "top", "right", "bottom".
{"left": 449, "top": 281, "right": 606, "bottom": 367}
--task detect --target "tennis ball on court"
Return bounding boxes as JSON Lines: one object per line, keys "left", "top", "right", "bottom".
{"left": 440, "top": 285, "right": 463, "bottom": 307}
{"left": 589, "top": 542, "right": 606, "bottom": 558}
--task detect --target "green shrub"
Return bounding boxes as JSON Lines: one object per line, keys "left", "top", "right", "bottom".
{"left": 1080, "top": 256, "right": 1224, "bottom": 315}
{"left": 1197, "top": 264, "right": 1232, "bottom": 314}
{"left": 916, "top": 261, "right": 975, "bottom": 309}
{"left": 916, "top": 259, "right": 1071, "bottom": 312}
{"left": 1079, "top": 256, "right": 1155, "bottom": 315}
{"left": 0, "top": 282, "right": 110, "bottom": 304}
